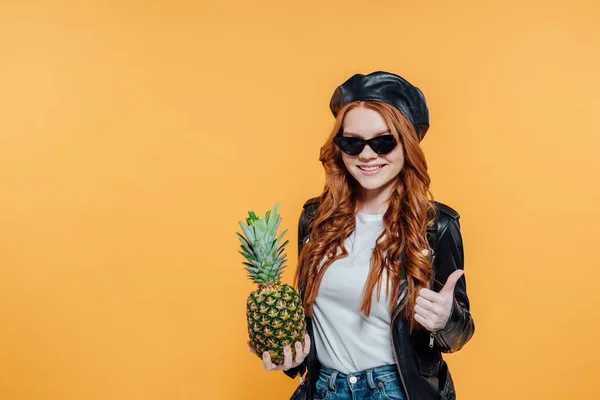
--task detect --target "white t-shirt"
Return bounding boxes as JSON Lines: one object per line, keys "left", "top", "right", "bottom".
{"left": 312, "top": 211, "right": 396, "bottom": 374}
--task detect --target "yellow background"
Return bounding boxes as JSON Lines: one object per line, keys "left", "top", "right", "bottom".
{"left": 1, "top": 1, "right": 599, "bottom": 399}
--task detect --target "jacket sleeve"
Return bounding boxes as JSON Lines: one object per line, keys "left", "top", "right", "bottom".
{"left": 283, "top": 206, "right": 310, "bottom": 379}
{"left": 432, "top": 217, "right": 475, "bottom": 353}
{"left": 283, "top": 358, "right": 307, "bottom": 379}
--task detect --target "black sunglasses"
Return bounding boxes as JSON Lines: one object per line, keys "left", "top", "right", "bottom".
{"left": 333, "top": 131, "right": 398, "bottom": 156}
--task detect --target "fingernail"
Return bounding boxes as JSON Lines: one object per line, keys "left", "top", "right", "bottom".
{"left": 263, "top": 352, "right": 268, "bottom": 358}
{"left": 284, "top": 346, "right": 290, "bottom": 352}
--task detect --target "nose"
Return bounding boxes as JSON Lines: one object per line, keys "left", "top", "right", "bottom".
{"left": 358, "top": 143, "right": 378, "bottom": 160}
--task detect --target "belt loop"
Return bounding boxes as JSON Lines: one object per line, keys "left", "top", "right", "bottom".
{"left": 328, "top": 370, "right": 338, "bottom": 391}
{"left": 366, "top": 369, "right": 377, "bottom": 390}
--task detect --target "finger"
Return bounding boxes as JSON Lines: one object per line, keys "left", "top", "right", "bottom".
{"left": 303, "top": 334, "right": 311, "bottom": 356}
{"left": 416, "top": 296, "right": 436, "bottom": 312}
{"left": 282, "top": 346, "right": 293, "bottom": 370}
{"left": 418, "top": 297, "right": 444, "bottom": 315}
{"left": 414, "top": 304, "right": 432, "bottom": 318}
{"left": 294, "top": 342, "right": 304, "bottom": 364}
{"left": 440, "top": 270, "right": 464, "bottom": 296}
{"left": 414, "top": 312, "right": 432, "bottom": 331}
{"left": 262, "top": 351, "right": 275, "bottom": 371}
{"left": 418, "top": 288, "right": 442, "bottom": 303}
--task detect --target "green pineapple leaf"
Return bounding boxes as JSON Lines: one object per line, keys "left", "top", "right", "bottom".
{"left": 238, "top": 221, "right": 255, "bottom": 243}
{"left": 237, "top": 203, "right": 287, "bottom": 287}
{"left": 248, "top": 211, "right": 258, "bottom": 221}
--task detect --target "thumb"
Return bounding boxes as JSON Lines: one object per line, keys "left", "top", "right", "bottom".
{"left": 439, "top": 269, "right": 464, "bottom": 296}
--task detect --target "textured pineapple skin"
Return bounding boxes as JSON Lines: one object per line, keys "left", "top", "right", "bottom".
{"left": 246, "top": 283, "right": 306, "bottom": 365}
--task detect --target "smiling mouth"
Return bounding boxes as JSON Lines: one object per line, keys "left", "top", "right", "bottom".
{"left": 358, "top": 165, "right": 386, "bottom": 171}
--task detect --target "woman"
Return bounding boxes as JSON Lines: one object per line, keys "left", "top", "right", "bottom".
{"left": 251, "top": 71, "right": 475, "bottom": 400}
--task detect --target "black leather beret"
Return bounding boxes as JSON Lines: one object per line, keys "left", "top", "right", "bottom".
{"left": 329, "top": 71, "right": 430, "bottom": 141}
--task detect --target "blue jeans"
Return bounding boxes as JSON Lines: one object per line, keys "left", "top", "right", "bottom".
{"left": 314, "top": 364, "right": 407, "bottom": 400}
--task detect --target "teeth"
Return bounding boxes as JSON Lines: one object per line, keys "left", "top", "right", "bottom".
{"left": 359, "top": 165, "right": 383, "bottom": 171}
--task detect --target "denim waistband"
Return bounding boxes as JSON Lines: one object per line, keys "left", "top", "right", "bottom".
{"left": 318, "top": 364, "right": 399, "bottom": 391}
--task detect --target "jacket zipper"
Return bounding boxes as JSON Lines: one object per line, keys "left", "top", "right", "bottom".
{"left": 429, "top": 331, "right": 437, "bottom": 348}
{"left": 391, "top": 249, "right": 436, "bottom": 398}
{"left": 428, "top": 253, "right": 437, "bottom": 348}
{"left": 391, "top": 288, "right": 411, "bottom": 400}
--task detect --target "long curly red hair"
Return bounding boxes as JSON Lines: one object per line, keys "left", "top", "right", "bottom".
{"left": 295, "top": 101, "right": 438, "bottom": 331}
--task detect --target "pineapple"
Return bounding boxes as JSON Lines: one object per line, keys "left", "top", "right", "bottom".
{"left": 237, "top": 203, "right": 306, "bottom": 365}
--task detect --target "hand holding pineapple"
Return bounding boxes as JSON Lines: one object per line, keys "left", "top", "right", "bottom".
{"left": 247, "top": 333, "right": 311, "bottom": 371}
{"left": 237, "top": 203, "right": 310, "bottom": 370}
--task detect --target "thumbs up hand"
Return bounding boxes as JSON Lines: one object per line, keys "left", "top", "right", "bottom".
{"left": 414, "top": 269, "right": 464, "bottom": 332}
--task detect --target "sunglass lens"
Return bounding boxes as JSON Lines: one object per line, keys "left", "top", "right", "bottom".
{"left": 334, "top": 136, "right": 365, "bottom": 156}
{"left": 369, "top": 135, "right": 397, "bottom": 154}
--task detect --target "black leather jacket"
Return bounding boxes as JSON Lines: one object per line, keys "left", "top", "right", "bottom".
{"left": 284, "top": 197, "right": 475, "bottom": 400}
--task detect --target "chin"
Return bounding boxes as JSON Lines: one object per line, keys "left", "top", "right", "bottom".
{"left": 355, "top": 178, "right": 386, "bottom": 191}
